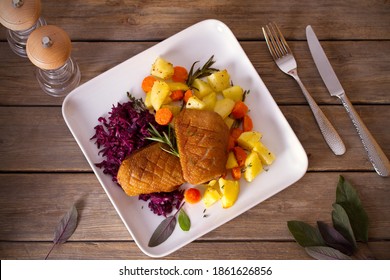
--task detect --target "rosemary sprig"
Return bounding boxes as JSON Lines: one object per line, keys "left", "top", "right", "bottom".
{"left": 186, "top": 55, "right": 219, "bottom": 86}
{"left": 242, "top": 89, "right": 250, "bottom": 102}
{"left": 145, "top": 124, "right": 180, "bottom": 157}
{"left": 127, "top": 92, "right": 146, "bottom": 113}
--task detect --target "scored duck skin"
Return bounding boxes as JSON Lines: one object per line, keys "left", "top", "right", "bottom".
{"left": 117, "top": 143, "right": 185, "bottom": 196}
{"left": 175, "top": 109, "right": 229, "bottom": 185}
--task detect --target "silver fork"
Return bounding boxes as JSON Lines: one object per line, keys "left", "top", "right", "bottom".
{"left": 262, "top": 22, "right": 346, "bottom": 155}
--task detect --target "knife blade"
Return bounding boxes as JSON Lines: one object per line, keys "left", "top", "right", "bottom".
{"left": 306, "top": 25, "right": 390, "bottom": 177}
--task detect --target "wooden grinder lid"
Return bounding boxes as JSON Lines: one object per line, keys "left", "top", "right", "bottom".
{"left": 0, "top": 0, "right": 41, "bottom": 31}
{"left": 26, "top": 25, "right": 72, "bottom": 70}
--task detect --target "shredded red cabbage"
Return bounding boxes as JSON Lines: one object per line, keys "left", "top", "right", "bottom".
{"left": 91, "top": 94, "right": 183, "bottom": 217}
{"left": 91, "top": 95, "right": 158, "bottom": 182}
{"left": 139, "top": 189, "right": 184, "bottom": 217}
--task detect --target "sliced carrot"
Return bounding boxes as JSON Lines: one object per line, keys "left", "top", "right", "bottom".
{"left": 141, "top": 76, "right": 157, "bottom": 93}
{"left": 243, "top": 114, "right": 253, "bottom": 132}
{"left": 233, "top": 146, "right": 247, "bottom": 167}
{"left": 183, "top": 89, "right": 193, "bottom": 103}
{"left": 231, "top": 167, "right": 242, "bottom": 180}
{"left": 172, "top": 66, "right": 188, "bottom": 83}
{"left": 184, "top": 188, "right": 202, "bottom": 204}
{"left": 170, "top": 89, "right": 184, "bottom": 101}
{"left": 227, "top": 135, "right": 236, "bottom": 151}
{"left": 230, "top": 127, "right": 243, "bottom": 140}
{"left": 155, "top": 107, "right": 173, "bottom": 125}
{"left": 231, "top": 101, "right": 248, "bottom": 119}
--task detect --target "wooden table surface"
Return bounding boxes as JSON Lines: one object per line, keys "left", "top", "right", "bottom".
{"left": 1, "top": 0, "right": 389, "bottom": 260}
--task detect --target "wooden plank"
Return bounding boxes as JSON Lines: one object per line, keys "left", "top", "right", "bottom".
{"left": 0, "top": 105, "right": 388, "bottom": 172}
{"left": 1, "top": 0, "right": 389, "bottom": 41}
{"left": 1, "top": 241, "right": 389, "bottom": 260}
{"left": 1, "top": 41, "right": 389, "bottom": 106}
{"left": 0, "top": 173, "right": 389, "bottom": 242}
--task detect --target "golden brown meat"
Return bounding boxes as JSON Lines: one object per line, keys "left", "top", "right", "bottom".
{"left": 117, "top": 143, "right": 185, "bottom": 196}
{"left": 175, "top": 109, "right": 229, "bottom": 185}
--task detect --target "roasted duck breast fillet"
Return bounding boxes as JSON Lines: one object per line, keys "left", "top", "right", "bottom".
{"left": 175, "top": 109, "right": 229, "bottom": 185}
{"left": 117, "top": 143, "right": 185, "bottom": 196}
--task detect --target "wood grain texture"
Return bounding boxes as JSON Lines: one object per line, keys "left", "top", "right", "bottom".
{"left": 1, "top": 0, "right": 389, "bottom": 41}
{"left": 1, "top": 41, "right": 389, "bottom": 106}
{"left": 1, "top": 241, "right": 390, "bottom": 260}
{"left": 0, "top": 173, "right": 389, "bottom": 244}
{"left": 0, "top": 0, "right": 389, "bottom": 261}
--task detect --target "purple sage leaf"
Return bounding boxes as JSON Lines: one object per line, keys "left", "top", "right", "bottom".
{"left": 45, "top": 204, "right": 78, "bottom": 259}
{"left": 317, "top": 221, "right": 354, "bottom": 255}
{"left": 305, "top": 246, "right": 352, "bottom": 260}
{"left": 53, "top": 204, "right": 78, "bottom": 244}
{"left": 148, "top": 215, "right": 177, "bottom": 247}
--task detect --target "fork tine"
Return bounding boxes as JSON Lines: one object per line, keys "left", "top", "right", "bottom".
{"left": 272, "top": 22, "right": 292, "bottom": 54}
{"left": 262, "top": 22, "right": 291, "bottom": 59}
{"left": 262, "top": 26, "right": 278, "bottom": 60}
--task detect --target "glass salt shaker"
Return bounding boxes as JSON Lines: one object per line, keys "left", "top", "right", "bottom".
{"left": 0, "top": 0, "right": 47, "bottom": 57}
{"left": 26, "top": 25, "right": 81, "bottom": 97}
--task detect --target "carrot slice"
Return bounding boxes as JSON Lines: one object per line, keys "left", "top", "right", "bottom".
{"left": 141, "top": 76, "right": 157, "bottom": 93}
{"left": 172, "top": 66, "right": 188, "bottom": 83}
{"left": 170, "top": 90, "right": 184, "bottom": 101}
{"left": 231, "top": 167, "right": 242, "bottom": 180}
{"left": 227, "top": 135, "right": 236, "bottom": 151}
{"left": 243, "top": 114, "right": 253, "bottom": 132}
{"left": 184, "top": 188, "right": 201, "bottom": 204}
{"left": 183, "top": 89, "right": 193, "bottom": 103}
{"left": 155, "top": 107, "right": 173, "bottom": 125}
{"left": 230, "top": 128, "right": 243, "bottom": 140}
{"left": 233, "top": 146, "right": 247, "bottom": 167}
{"left": 231, "top": 101, "right": 248, "bottom": 119}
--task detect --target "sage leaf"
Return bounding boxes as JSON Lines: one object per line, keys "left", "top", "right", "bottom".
{"left": 332, "top": 203, "right": 357, "bottom": 248}
{"left": 336, "top": 176, "right": 369, "bottom": 242}
{"left": 53, "top": 204, "right": 78, "bottom": 244}
{"left": 45, "top": 204, "right": 78, "bottom": 259}
{"left": 178, "top": 209, "right": 191, "bottom": 231}
{"left": 287, "top": 221, "right": 325, "bottom": 247}
{"left": 305, "top": 246, "right": 352, "bottom": 260}
{"left": 317, "top": 221, "right": 354, "bottom": 255}
{"left": 148, "top": 216, "right": 177, "bottom": 247}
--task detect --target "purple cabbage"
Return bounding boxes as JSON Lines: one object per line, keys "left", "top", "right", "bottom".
{"left": 91, "top": 95, "right": 182, "bottom": 217}
{"left": 139, "top": 189, "right": 184, "bottom": 217}
{"left": 91, "top": 96, "right": 158, "bottom": 182}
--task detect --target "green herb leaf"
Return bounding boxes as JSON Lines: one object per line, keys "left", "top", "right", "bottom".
{"left": 336, "top": 175, "right": 369, "bottom": 242}
{"left": 148, "top": 215, "right": 177, "bottom": 247}
{"left": 332, "top": 203, "right": 357, "bottom": 248}
{"left": 127, "top": 92, "right": 146, "bottom": 112}
{"left": 317, "top": 221, "right": 354, "bottom": 255}
{"left": 45, "top": 204, "right": 78, "bottom": 259}
{"left": 305, "top": 246, "right": 352, "bottom": 260}
{"left": 287, "top": 221, "right": 325, "bottom": 247}
{"left": 145, "top": 124, "right": 179, "bottom": 157}
{"left": 186, "top": 55, "right": 218, "bottom": 86}
{"left": 178, "top": 209, "right": 191, "bottom": 231}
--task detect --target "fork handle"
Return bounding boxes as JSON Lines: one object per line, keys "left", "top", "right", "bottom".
{"left": 338, "top": 93, "right": 390, "bottom": 176}
{"left": 291, "top": 71, "right": 346, "bottom": 155}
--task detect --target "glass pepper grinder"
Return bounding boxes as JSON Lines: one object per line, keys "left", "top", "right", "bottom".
{"left": 26, "top": 25, "right": 81, "bottom": 97}
{"left": 0, "top": 0, "right": 47, "bottom": 57}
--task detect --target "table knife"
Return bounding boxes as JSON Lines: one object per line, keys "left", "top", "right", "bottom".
{"left": 306, "top": 25, "right": 390, "bottom": 177}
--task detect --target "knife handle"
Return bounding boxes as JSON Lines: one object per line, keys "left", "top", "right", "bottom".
{"left": 292, "top": 73, "right": 346, "bottom": 155}
{"left": 339, "top": 93, "right": 390, "bottom": 177}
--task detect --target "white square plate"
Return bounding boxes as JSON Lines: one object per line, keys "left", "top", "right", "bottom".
{"left": 62, "top": 19, "right": 308, "bottom": 258}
